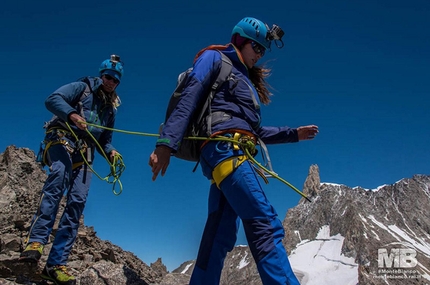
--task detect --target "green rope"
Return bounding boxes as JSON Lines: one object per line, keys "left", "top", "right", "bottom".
{"left": 209, "top": 135, "right": 312, "bottom": 202}
{"left": 77, "top": 122, "right": 159, "bottom": 138}
{"left": 243, "top": 147, "right": 312, "bottom": 202}
{"left": 65, "top": 122, "right": 125, "bottom": 196}
{"left": 78, "top": 121, "right": 311, "bottom": 201}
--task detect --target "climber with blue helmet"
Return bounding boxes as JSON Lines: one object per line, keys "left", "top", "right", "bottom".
{"left": 20, "top": 55, "right": 125, "bottom": 285}
{"left": 149, "top": 17, "right": 318, "bottom": 285}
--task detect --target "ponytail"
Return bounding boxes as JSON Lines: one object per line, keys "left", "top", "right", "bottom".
{"left": 249, "top": 65, "right": 272, "bottom": 105}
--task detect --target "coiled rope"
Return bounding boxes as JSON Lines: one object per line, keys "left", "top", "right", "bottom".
{"left": 65, "top": 122, "right": 125, "bottom": 195}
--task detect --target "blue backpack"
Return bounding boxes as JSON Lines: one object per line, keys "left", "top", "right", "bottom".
{"left": 162, "top": 51, "right": 232, "bottom": 162}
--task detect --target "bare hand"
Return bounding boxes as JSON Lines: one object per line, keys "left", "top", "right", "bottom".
{"left": 297, "top": 125, "right": 319, "bottom": 141}
{"left": 69, "top": 113, "right": 87, "bottom": 130}
{"left": 148, "top": 146, "right": 173, "bottom": 181}
{"left": 109, "top": 150, "right": 120, "bottom": 163}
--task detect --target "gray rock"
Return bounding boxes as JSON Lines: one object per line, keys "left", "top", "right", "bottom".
{"left": 0, "top": 146, "right": 167, "bottom": 285}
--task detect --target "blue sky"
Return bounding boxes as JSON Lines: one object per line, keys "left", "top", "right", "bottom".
{"left": 2, "top": 0, "right": 429, "bottom": 271}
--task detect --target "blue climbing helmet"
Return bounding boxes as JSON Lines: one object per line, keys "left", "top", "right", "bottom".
{"left": 231, "top": 17, "right": 285, "bottom": 50}
{"left": 99, "top": 54, "right": 124, "bottom": 83}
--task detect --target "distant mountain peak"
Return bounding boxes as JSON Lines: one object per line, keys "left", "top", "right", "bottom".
{"left": 284, "top": 166, "right": 430, "bottom": 284}
{"left": 302, "top": 164, "right": 321, "bottom": 199}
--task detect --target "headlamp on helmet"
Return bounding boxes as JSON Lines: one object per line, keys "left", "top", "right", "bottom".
{"left": 266, "top": 24, "right": 285, "bottom": 48}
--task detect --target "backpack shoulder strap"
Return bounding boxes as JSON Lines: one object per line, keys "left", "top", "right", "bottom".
{"left": 75, "top": 76, "right": 100, "bottom": 118}
{"left": 76, "top": 76, "right": 100, "bottom": 101}
{"left": 210, "top": 52, "right": 233, "bottom": 90}
{"left": 195, "top": 51, "right": 232, "bottom": 134}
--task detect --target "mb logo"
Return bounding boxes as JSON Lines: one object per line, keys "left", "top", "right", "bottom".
{"left": 378, "top": 248, "right": 418, "bottom": 268}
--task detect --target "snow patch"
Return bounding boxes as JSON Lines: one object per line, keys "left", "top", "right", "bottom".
{"left": 181, "top": 263, "right": 193, "bottom": 274}
{"left": 316, "top": 225, "right": 330, "bottom": 239}
{"left": 294, "top": 230, "right": 302, "bottom": 242}
{"left": 387, "top": 224, "right": 430, "bottom": 256}
{"left": 289, "top": 225, "right": 358, "bottom": 285}
{"left": 321, "top": 182, "right": 343, "bottom": 187}
{"left": 372, "top": 184, "right": 387, "bottom": 191}
{"left": 237, "top": 251, "right": 249, "bottom": 269}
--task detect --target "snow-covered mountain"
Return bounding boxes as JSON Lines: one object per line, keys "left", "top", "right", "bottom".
{"left": 283, "top": 165, "right": 430, "bottom": 285}
{"left": 179, "top": 165, "right": 430, "bottom": 285}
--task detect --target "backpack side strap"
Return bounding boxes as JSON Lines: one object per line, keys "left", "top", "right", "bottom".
{"left": 195, "top": 51, "right": 233, "bottom": 136}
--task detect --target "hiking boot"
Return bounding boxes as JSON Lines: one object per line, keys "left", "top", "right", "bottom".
{"left": 19, "top": 242, "right": 44, "bottom": 262}
{"left": 41, "top": 265, "right": 76, "bottom": 285}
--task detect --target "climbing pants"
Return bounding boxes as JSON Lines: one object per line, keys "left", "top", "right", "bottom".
{"left": 190, "top": 140, "right": 299, "bottom": 285}
{"left": 27, "top": 136, "right": 92, "bottom": 266}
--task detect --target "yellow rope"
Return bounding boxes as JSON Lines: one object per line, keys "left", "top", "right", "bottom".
{"left": 209, "top": 135, "right": 311, "bottom": 202}
{"left": 243, "top": 148, "right": 311, "bottom": 202}
{"left": 65, "top": 122, "right": 125, "bottom": 196}
{"left": 77, "top": 121, "right": 311, "bottom": 201}
{"left": 77, "top": 121, "right": 159, "bottom": 138}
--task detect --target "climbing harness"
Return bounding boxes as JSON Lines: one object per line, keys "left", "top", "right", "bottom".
{"left": 38, "top": 125, "right": 125, "bottom": 196}
{"left": 64, "top": 122, "right": 125, "bottom": 196}
{"left": 212, "top": 155, "right": 247, "bottom": 188}
{"left": 37, "top": 129, "right": 78, "bottom": 166}
{"left": 208, "top": 131, "right": 312, "bottom": 202}
{"left": 77, "top": 121, "right": 311, "bottom": 202}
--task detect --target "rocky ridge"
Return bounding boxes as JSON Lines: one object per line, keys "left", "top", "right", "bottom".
{"left": 0, "top": 145, "right": 188, "bottom": 285}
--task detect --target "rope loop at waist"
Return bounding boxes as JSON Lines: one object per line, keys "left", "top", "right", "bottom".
{"left": 200, "top": 129, "right": 257, "bottom": 151}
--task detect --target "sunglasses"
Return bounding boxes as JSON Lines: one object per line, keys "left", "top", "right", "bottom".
{"left": 250, "top": 41, "right": 266, "bottom": 56}
{"left": 104, "top": 74, "right": 119, "bottom": 84}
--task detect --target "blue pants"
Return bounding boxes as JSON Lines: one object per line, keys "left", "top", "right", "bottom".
{"left": 28, "top": 141, "right": 92, "bottom": 266}
{"left": 190, "top": 142, "right": 299, "bottom": 285}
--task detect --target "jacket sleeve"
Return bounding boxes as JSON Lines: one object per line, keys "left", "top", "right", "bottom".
{"left": 256, "top": 126, "right": 299, "bottom": 144}
{"left": 45, "top": 82, "right": 87, "bottom": 122}
{"left": 156, "top": 50, "right": 222, "bottom": 151}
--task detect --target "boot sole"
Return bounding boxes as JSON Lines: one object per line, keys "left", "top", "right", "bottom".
{"left": 40, "top": 273, "right": 59, "bottom": 285}
{"left": 18, "top": 256, "right": 40, "bottom": 263}
{"left": 41, "top": 272, "right": 75, "bottom": 285}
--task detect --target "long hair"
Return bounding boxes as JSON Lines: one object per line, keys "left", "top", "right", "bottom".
{"left": 249, "top": 65, "right": 272, "bottom": 105}
{"left": 98, "top": 88, "right": 121, "bottom": 110}
{"left": 231, "top": 34, "right": 274, "bottom": 105}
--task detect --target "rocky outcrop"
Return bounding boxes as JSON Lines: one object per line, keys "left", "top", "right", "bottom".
{"left": 0, "top": 145, "right": 170, "bottom": 285}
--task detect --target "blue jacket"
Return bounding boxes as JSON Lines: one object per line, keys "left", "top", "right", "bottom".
{"left": 45, "top": 77, "right": 116, "bottom": 156}
{"left": 157, "top": 44, "right": 298, "bottom": 152}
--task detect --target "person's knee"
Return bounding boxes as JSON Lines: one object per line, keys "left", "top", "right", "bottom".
{"left": 243, "top": 217, "right": 284, "bottom": 263}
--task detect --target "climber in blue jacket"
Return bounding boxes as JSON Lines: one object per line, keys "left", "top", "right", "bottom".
{"left": 20, "top": 55, "right": 124, "bottom": 285}
{"left": 149, "top": 17, "right": 318, "bottom": 285}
